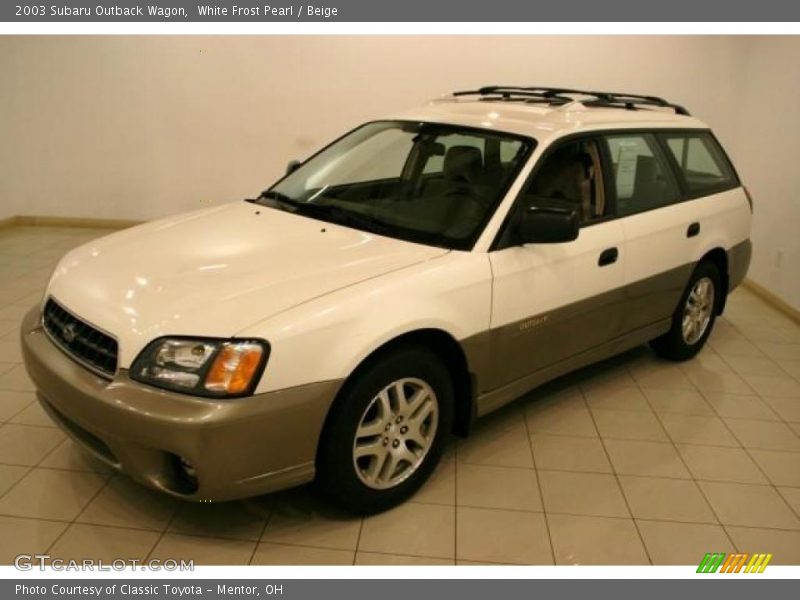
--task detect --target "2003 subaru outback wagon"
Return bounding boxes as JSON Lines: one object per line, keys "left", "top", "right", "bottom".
{"left": 21, "top": 87, "right": 752, "bottom": 513}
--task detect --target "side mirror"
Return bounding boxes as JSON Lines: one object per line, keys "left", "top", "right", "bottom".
{"left": 286, "top": 160, "right": 302, "bottom": 175}
{"left": 515, "top": 205, "right": 579, "bottom": 244}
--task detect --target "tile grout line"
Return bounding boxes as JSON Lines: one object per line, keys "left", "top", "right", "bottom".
{"left": 520, "top": 407, "right": 556, "bottom": 566}
{"left": 36, "top": 410, "right": 117, "bottom": 553}
{"left": 0, "top": 458, "right": 129, "bottom": 473}
{"left": 43, "top": 471, "right": 115, "bottom": 555}
{"left": 247, "top": 510, "right": 273, "bottom": 566}
{"left": 774, "top": 487, "right": 800, "bottom": 523}
{"left": 0, "top": 465, "right": 35, "bottom": 503}
{"left": 691, "top": 321, "right": 800, "bottom": 517}
{"left": 0, "top": 384, "right": 37, "bottom": 415}
{"left": 774, "top": 360, "right": 800, "bottom": 385}
{"left": 78, "top": 477, "right": 182, "bottom": 562}
{"left": 720, "top": 524, "right": 744, "bottom": 553}
{"left": 715, "top": 330, "right": 800, "bottom": 427}
{"left": 631, "top": 358, "right": 743, "bottom": 552}
{"left": 1, "top": 419, "right": 67, "bottom": 430}
{"left": 453, "top": 421, "right": 800, "bottom": 450}
{"left": 724, "top": 314, "right": 800, "bottom": 362}
{"left": 717, "top": 314, "right": 800, "bottom": 388}
{"left": 579, "top": 379, "right": 654, "bottom": 565}
{"left": 452, "top": 437, "right": 459, "bottom": 565}
{"left": 682, "top": 340, "right": 796, "bottom": 423}
{"left": 0, "top": 512, "right": 180, "bottom": 535}
{"left": 0, "top": 416, "right": 108, "bottom": 525}
{"left": 350, "top": 518, "right": 364, "bottom": 566}
{"left": 143, "top": 498, "right": 185, "bottom": 563}
{"left": 0, "top": 392, "right": 47, "bottom": 504}
{"left": 5, "top": 506, "right": 799, "bottom": 538}
{"left": 694, "top": 385, "right": 800, "bottom": 524}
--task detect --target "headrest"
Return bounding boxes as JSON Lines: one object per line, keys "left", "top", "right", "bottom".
{"left": 634, "top": 154, "right": 657, "bottom": 182}
{"left": 443, "top": 146, "right": 483, "bottom": 182}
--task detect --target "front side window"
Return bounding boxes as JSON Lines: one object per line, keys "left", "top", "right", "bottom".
{"left": 604, "top": 134, "right": 680, "bottom": 216}
{"left": 256, "top": 121, "right": 532, "bottom": 250}
{"left": 521, "top": 138, "right": 608, "bottom": 224}
{"left": 660, "top": 132, "right": 738, "bottom": 195}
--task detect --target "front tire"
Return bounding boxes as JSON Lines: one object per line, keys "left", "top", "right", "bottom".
{"left": 650, "top": 260, "right": 721, "bottom": 361}
{"left": 316, "top": 347, "right": 453, "bottom": 514}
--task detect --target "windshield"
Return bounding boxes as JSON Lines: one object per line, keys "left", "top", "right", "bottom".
{"left": 254, "top": 121, "right": 534, "bottom": 250}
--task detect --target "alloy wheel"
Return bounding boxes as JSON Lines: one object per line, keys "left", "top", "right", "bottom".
{"left": 352, "top": 377, "right": 439, "bottom": 490}
{"left": 682, "top": 276, "right": 715, "bottom": 345}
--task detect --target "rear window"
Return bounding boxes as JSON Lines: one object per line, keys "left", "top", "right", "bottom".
{"left": 659, "top": 132, "right": 738, "bottom": 195}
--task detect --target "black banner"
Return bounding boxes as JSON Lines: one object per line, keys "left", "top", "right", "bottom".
{"left": 4, "top": 579, "right": 798, "bottom": 600}
{"left": 3, "top": 0, "right": 800, "bottom": 22}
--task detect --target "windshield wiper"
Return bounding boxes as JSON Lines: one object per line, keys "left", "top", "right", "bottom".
{"left": 295, "top": 203, "right": 394, "bottom": 235}
{"left": 248, "top": 192, "right": 392, "bottom": 235}
{"left": 246, "top": 190, "right": 304, "bottom": 211}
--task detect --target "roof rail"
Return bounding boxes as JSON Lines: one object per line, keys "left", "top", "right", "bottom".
{"left": 451, "top": 86, "right": 691, "bottom": 116}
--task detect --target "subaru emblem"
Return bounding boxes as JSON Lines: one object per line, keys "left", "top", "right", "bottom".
{"left": 62, "top": 323, "right": 77, "bottom": 344}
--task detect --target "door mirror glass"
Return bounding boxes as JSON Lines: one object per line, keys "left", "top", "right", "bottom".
{"left": 515, "top": 205, "right": 579, "bottom": 244}
{"left": 286, "top": 160, "right": 302, "bottom": 175}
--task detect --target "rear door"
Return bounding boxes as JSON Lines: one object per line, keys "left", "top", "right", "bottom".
{"left": 658, "top": 130, "right": 750, "bottom": 288}
{"left": 604, "top": 131, "right": 705, "bottom": 335}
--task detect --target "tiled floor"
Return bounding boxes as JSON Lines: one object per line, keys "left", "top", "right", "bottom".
{"left": 1, "top": 225, "right": 799, "bottom": 566}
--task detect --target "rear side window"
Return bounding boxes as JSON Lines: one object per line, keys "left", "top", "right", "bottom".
{"left": 603, "top": 134, "right": 680, "bottom": 217}
{"left": 660, "top": 132, "right": 738, "bottom": 195}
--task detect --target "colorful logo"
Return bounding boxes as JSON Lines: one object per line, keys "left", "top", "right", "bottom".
{"left": 697, "top": 552, "right": 772, "bottom": 573}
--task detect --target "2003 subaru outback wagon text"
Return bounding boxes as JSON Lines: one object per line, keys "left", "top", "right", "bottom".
{"left": 21, "top": 87, "right": 752, "bottom": 513}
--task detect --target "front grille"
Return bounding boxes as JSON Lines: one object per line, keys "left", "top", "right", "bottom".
{"left": 42, "top": 298, "right": 118, "bottom": 377}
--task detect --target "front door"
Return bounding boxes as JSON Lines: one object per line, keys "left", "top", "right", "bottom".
{"left": 486, "top": 137, "right": 625, "bottom": 392}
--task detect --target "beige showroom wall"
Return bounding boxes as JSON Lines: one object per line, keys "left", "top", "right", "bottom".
{"left": 0, "top": 36, "right": 745, "bottom": 219}
{"left": 725, "top": 36, "right": 800, "bottom": 311}
{"left": 0, "top": 35, "right": 797, "bottom": 309}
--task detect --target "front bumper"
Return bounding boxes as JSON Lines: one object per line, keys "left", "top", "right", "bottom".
{"left": 20, "top": 306, "right": 341, "bottom": 501}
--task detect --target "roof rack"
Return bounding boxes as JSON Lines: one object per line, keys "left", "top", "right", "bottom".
{"left": 451, "top": 86, "right": 691, "bottom": 116}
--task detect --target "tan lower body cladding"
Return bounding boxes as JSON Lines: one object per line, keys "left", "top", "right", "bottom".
{"left": 463, "top": 239, "right": 752, "bottom": 418}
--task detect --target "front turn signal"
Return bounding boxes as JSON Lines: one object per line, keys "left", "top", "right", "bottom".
{"left": 204, "top": 342, "right": 265, "bottom": 395}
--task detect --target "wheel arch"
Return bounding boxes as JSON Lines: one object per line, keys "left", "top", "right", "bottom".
{"left": 699, "top": 247, "right": 729, "bottom": 314}
{"left": 316, "top": 328, "right": 475, "bottom": 469}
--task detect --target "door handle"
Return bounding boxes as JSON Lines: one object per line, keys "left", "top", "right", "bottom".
{"left": 687, "top": 222, "right": 700, "bottom": 238}
{"left": 598, "top": 247, "right": 618, "bottom": 267}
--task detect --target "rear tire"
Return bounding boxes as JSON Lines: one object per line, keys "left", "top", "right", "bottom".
{"left": 316, "top": 346, "right": 453, "bottom": 514}
{"left": 650, "top": 260, "right": 722, "bottom": 361}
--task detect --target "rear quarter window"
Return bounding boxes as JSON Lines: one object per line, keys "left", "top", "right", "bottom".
{"left": 659, "top": 132, "right": 738, "bottom": 196}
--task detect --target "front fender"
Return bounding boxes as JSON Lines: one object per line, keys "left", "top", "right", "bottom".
{"left": 240, "top": 252, "right": 493, "bottom": 394}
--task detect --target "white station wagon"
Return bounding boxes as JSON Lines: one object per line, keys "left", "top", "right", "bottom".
{"left": 21, "top": 87, "right": 752, "bottom": 513}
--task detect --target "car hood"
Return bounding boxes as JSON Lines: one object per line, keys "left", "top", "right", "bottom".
{"left": 46, "top": 202, "right": 448, "bottom": 366}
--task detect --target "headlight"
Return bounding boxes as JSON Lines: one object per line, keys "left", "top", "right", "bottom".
{"left": 130, "top": 337, "right": 269, "bottom": 397}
